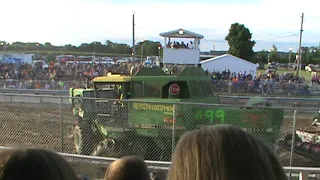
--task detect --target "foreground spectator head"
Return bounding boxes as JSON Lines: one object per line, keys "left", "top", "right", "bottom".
{"left": 0, "top": 148, "right": 79, "bottom": 180}
{"left": 104, "top": 156, "right": 150, "bottom": 180}
{"left": 168, "top": 125, "right": 287, "bottom": 180}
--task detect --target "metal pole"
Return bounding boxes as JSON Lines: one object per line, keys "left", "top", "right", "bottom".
{"left": 60, "top": 97, "right": 64, "bottom": 152}
{"left": 132, "top": 13, "right": 136, "bottom": 63}
{"left": 297, "top": 13, "right": 304, "bottom": 77}
{"left": 288, "top": 50, "right": 292, "bottom": 70}
{"left": 141, "top": 42, "right": 143, "bottom": 64}
{"left": 93, "top": 42, "right": 96, "bottom": 57}
{"left": 289, "top": 108, "right": 298, "bottom": 180}
{"left": 171, "top": 104, "right": 176, "bottom": 157}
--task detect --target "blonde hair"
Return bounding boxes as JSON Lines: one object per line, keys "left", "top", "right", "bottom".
{"left": 168, "top": 125, "right": 287, "bottom": 180}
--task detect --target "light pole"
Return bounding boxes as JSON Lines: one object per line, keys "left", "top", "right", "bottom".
{"left": 93, "top": 42, "right": 96, "bottom": 57}
{"left": 140, "top": 39, "right": 144, "bottom": 65}
{"left": 36, "top": 43, "right": 39, "bottom": 57}
{"left": 158, "top": 46, "right": 161, "bottom": 58}
{"left": 288, "top": 48, "right": 293, "bottom": 70}
{"left": 60, "top": 45, "right": 63, "bottom": 55}
{"left": 267, "top": 49, "right": 271, "bottom": 63}
{"left": 213, "top": 43, "right": 216, "bottom": 56}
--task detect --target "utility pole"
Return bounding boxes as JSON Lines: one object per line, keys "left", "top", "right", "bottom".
{"left": 297, "top": 13, "right": 304, "bottom": 77}
{"left": 132, "top": 13, "right": 136, "bottom": 64}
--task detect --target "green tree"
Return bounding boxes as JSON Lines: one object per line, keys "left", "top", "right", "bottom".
{"left": 254, "top": 50, "right": 268, "bottom": 63}
{"left": 269, "top": 44, "right": 278, "bottom": 62}
{"left": 136, "top": 40, "right": 162, "bottom": 57}
{"left": 225, "top": 23, "right": 255, "bottom": 61}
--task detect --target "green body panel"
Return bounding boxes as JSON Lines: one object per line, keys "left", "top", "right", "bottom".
{"left": 124, "top": 99, "right": 283, "bottom": 149}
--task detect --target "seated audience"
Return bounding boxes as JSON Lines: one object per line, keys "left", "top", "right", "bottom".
{"left": 167, "top": 125, "right": 287, "bottom": 180}
{"left": 104, "top": 156, "right": 150, "bottom": 180}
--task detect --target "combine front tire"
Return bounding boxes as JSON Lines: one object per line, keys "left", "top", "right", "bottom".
{"left": 73, "top": 118, "right": 99, "bottom": 155}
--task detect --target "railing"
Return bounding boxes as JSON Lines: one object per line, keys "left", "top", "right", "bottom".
{"left": 0, "top": 88, "right": 69, "bottom": 95}
{"left": 1, "top": 88, "right": 320, "bottom": 101}
{"left": 0, "top": 80, "right": 87, "bottom": 90}
{"left": 0, "top": 94, "right": 319, "bottom": 179}
{"left": 0, "top": 91, "right": 319, "bottom": 116}
{"left": 1, "top": 79, "right": 319, "bottom": 96}
{"left": 212, "top": 81, "right": 320, "bottom": 96}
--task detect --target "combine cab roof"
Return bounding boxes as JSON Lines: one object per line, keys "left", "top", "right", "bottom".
{"left": 93, "top": 76, "right": 131, "bottom": 83}
{"left": 93, "top": 67, "right": 211, "bottom": 83}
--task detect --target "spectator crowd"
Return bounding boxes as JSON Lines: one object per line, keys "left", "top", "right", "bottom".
{"left": 0, "top": 125, "right": 288, "bottom": 180}
{"left": 166, "top": 41, "right": 196, "bottom": 49}
{"left": 209, "top": 69, "right": 312, "bottom": 95}
{"left": 0, "top": 61, "right": 317, "bottom": 96}
{"left": 0, "top": 61, "right": 130, "bottom": 90}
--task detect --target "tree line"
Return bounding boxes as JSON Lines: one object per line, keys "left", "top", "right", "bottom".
{"left": 1, "top": 22, "right": 320, "bottom": 64}
{"left": 0, "top": 40, "right": 162, "bottom": 57}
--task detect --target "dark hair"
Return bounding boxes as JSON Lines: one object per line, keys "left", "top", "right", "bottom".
{"left": 104, "top": 156, "right": 150, "bottom": 180}
{"left": 0, "top": 148, "right": 79, "bottom": 180}
{"left": 168, "top": 124, "right": 287, "bottom": 180}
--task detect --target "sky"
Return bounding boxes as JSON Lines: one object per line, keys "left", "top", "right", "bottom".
{"left": 1, "top": 0, "right": 320, "bottom": 52}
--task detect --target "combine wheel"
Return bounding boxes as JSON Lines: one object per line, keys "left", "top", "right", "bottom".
{"left": 73, "top": 117, "right": 101, "bottom": 155}
{"left": 310, "top": 143, "right": 320, "bottom": 154}
{"left": 91, "top": 137, "right": 148, "bottom": 159}
{"left": 274, "top": 138, "right": 286, "bottom": 153}
{"left": 91, "top": 139, "right": 117, "bottom": 157}
{"left": 128, "top": 138, "right": 148, "bottom": 159}
{"left": 299, "top": 142, "right": 312, "bottom": 152}
{"left": 284, "top": 133, "right": 302, "bottom": 145}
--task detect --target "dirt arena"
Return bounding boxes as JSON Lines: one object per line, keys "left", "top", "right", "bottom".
{"left": 0, "top": 102, "right": 318, "bottom": 167}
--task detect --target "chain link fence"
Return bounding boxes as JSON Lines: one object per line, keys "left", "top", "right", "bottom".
{"left": 0, "top": 93, "right": 319, "bottom": 170}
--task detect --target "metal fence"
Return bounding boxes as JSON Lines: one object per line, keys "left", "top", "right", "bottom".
{"left": 212, "top": 80, "right": 320, "bottom": 96}
{"left": 1, "top": 79, "right": 320, "bottom": 96}
{"left": 0, "top": 93, "right": 319, "bottom": 179}
{"left": 0, "top": 80, "right": 87, "bottom": 90}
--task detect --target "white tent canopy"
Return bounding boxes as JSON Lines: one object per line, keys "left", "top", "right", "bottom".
{"left": 200, "top": 54, "right": 257, "bottom": 75}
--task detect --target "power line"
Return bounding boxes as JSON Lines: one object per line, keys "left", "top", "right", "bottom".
{"left": 255, "top": 33, "right": 299, "bottom": 42}
{"left": 202, "top": 32, "right": 299, "bottom": 44}
{"left": 303, "top": 31, "right": 320, "bottom": 35}
{"left": 305, "top": 16, "right": 320, "bottom": 19}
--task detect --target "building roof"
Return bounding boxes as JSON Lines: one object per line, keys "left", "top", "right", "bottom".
{"left": 159, "top": 29, "right": 204, "bottom": 39}
{"left": 199, "top": 54, "right": 256, "bottom": 67}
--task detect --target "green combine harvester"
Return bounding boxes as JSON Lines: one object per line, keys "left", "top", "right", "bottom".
{"left": 69, "top": 67, "right": 284, "bottom": 161}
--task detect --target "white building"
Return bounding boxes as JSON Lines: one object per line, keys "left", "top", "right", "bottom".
{"left": 0, "top": 53, "right": 34, "bottom": 64}
{"left": 200, "top": 54, "right": 257, "bottom": 75}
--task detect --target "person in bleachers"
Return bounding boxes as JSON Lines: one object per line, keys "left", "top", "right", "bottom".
{"left": 0, "top": 148, "right": 79, "bottom": 180}
{"left": 104, "top": 156, "right": 150, "bottom": 180}
{"left": 167, "top": 125, "right": 287, "bottom": 180}
{"left": 188, "top": 41, "right": 194, "bottom": 49}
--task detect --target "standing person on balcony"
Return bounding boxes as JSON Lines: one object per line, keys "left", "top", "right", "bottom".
{"left": 168, "top": 125, "right": 287, "bottom": 180}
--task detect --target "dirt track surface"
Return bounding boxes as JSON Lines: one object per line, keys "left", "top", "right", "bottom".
{"left": 0, "top": 102, "right": 75, "bottom": 153}
{"left": 0, "top": 102, "right": 318, "bottom": 167}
